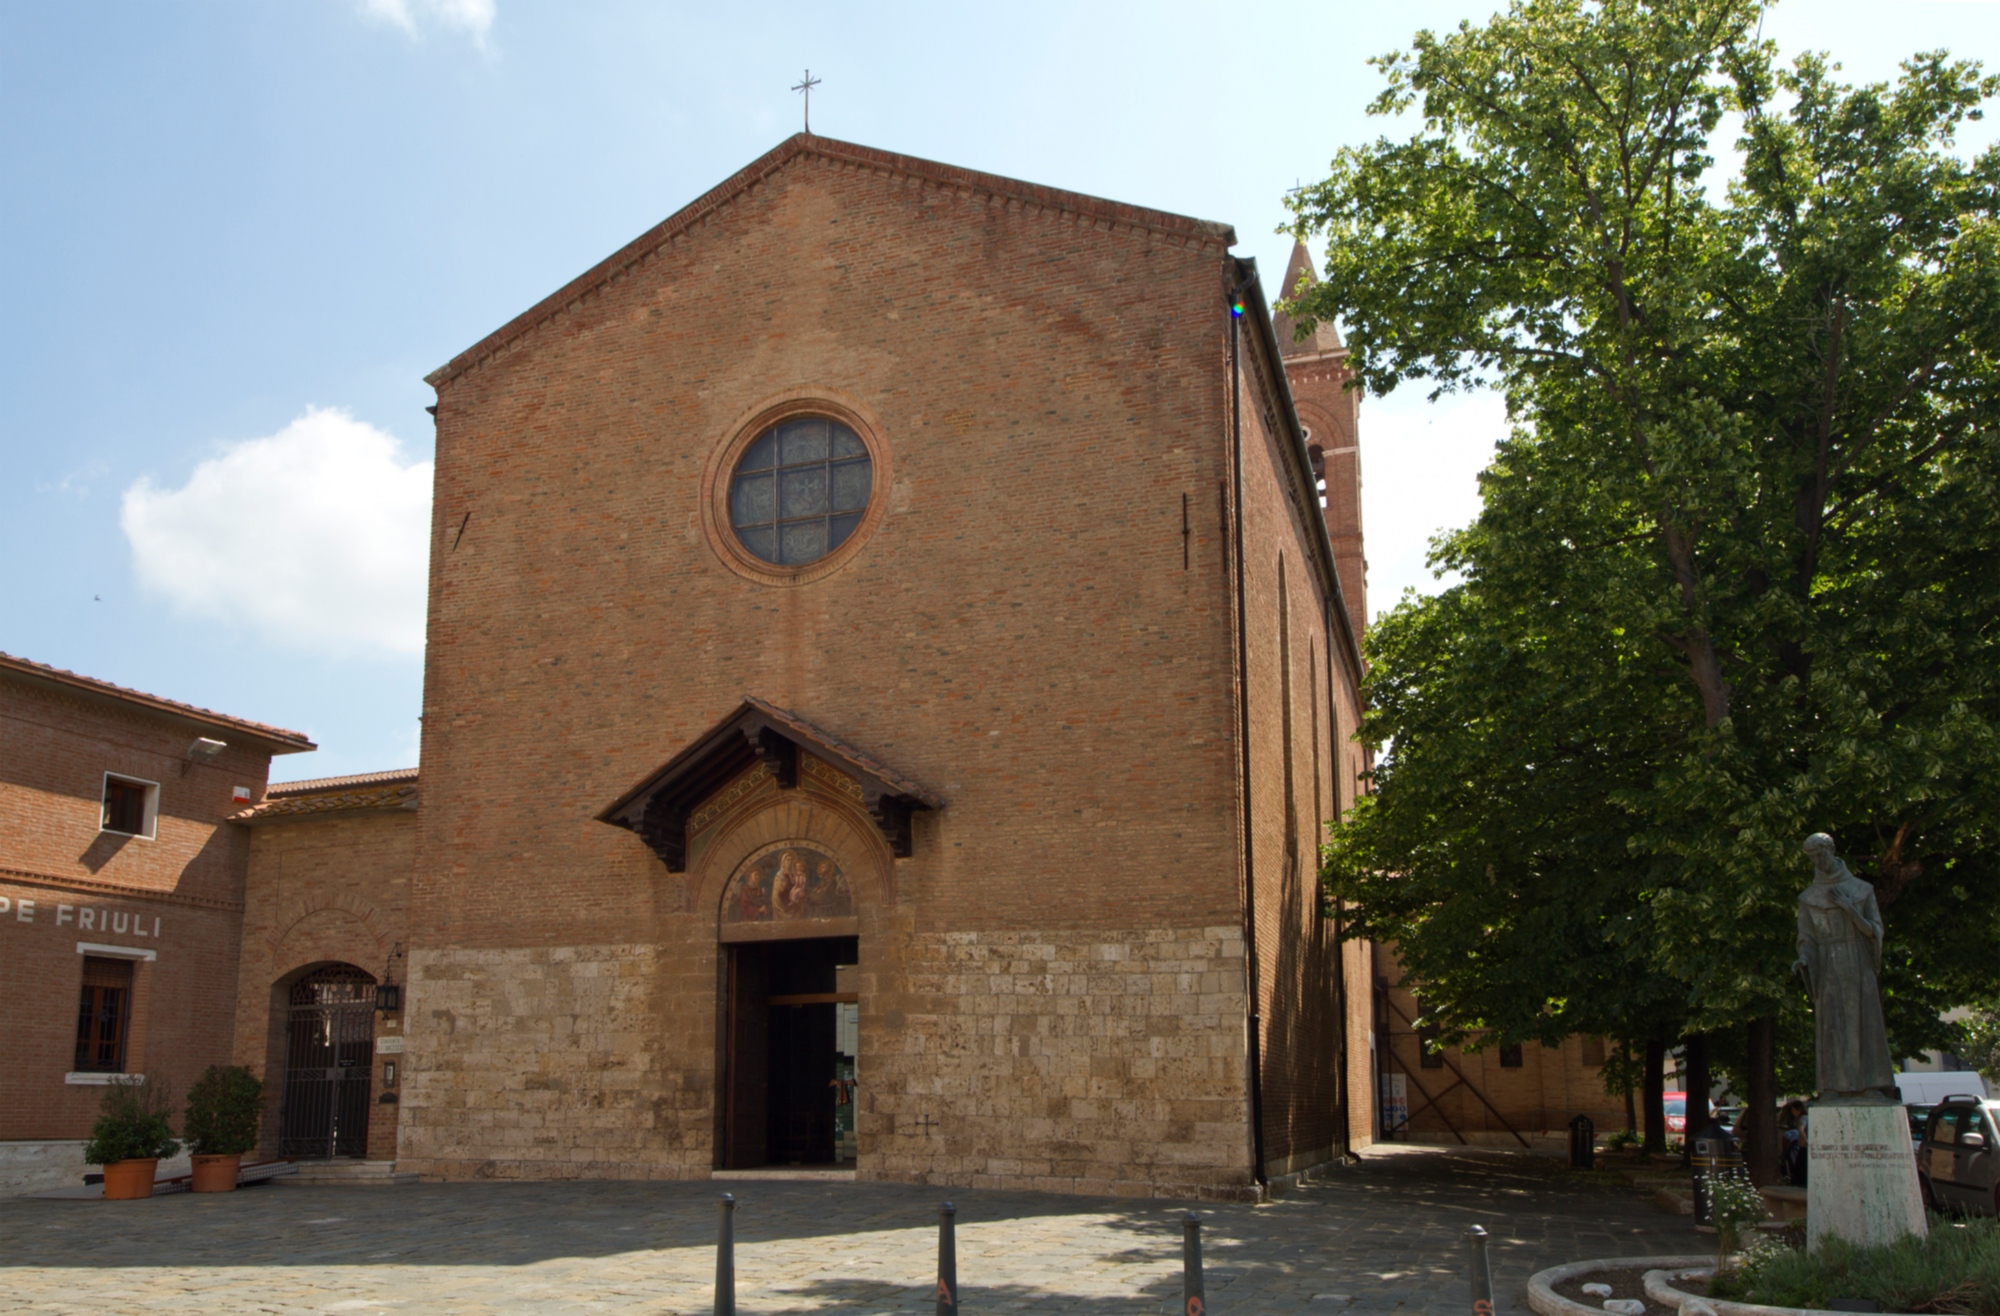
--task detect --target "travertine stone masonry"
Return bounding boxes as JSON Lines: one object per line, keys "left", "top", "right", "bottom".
{"left": 397, "top": 925, "right": 1257, "bottom": 1198}
{"left": 865, "top": 926, "right": 1254, "bottom": 1199}
{"left": 398, "top": 943, "right": 715, "bottom": 1181}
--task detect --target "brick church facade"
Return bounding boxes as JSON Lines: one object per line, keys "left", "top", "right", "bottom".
{"left": 1, "top": 136, "right": 1380, "bottom": 1198}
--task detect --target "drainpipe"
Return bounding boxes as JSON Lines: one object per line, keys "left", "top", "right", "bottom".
{"left": 1228, "top": 279, "right": 1268, "bottom": 1191}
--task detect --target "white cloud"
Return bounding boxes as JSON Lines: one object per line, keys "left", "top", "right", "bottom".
{"left": 1358, "top": 388, "right": 1509, "bottom": 622}
{"left": 358, "top": 0, "right": 494, "bottom": 45}
{"left": 121, "top": 408, "right": 433, "bottom": 657}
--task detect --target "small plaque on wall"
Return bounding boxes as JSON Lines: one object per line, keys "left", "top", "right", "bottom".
{"left": 375, "top": 1036, "right": 405, "bottom": 1054}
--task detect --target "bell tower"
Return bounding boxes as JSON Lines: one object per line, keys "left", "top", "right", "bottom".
{"left": 1272, "top": 241, "right": 1366, "bottom": 640}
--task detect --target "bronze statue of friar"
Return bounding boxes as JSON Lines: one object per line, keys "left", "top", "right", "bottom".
{"left": 1793, "top": 833, "right": 1899, "bottom": 1105}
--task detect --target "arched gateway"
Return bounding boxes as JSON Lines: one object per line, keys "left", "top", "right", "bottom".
{"left": 279, "top": 964, "right": 376, "bottom": 1158}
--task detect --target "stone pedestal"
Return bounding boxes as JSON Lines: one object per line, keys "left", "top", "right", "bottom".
{"left": 1807, "top": 1103, "right": 1927, "bottom": 1251}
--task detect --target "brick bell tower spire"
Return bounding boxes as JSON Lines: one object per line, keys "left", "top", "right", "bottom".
{"left": 1273, "top": 240, "right": 1366, "bottom": 640}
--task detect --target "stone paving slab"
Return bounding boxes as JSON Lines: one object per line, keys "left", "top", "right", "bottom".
{"left": 0, "top": 1146, "right": 1699, "bottom": 1314}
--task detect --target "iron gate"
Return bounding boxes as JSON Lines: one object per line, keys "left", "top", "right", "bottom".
{"left": 280, "top": 965, "right": 376, "bottom": 1158}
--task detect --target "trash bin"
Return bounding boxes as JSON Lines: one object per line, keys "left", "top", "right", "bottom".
{"left": 1691, "top": 1118, "right": 1742, "bottom": 1225}
{"left": 1568, "top": 1114, "right": 1595, "bottom": 1170}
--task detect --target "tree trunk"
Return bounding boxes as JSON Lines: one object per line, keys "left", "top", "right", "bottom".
{"left": 1644, "top": 1037, "right": 1667, "bottom": 1155}
{"left": 1743, "top": 1016, "right": 1778, "bottom": 1186}
{"left": 1682, "top": 1033, "right": 1711, "bottom": 1165}
{"left": 1686, "top": 1033, "right": 1711, "bottom": 1128}
{"left": 1622, "top": 1039, "right": 1638, "bottom": 1134}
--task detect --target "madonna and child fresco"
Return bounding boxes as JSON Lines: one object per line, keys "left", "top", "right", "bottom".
{"left": 722, "top": 845, "right": 855, "bottom": 924}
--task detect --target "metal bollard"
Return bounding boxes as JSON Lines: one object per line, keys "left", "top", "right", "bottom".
{"left": 1183, "top": 1212, "right": 1207, "bottom": 1316}
{"left": 715, "top": 1193, "right": 736, "bottom": 1316}
{"left": 1569, "top": 1114, "right": 1595, "bottom": 1171}
{"left": 935, "top": 1201, "right": 959, "bottom": 1314}
{"left": 1467, "top": 1225, "right": 1493, "bottom": 1316}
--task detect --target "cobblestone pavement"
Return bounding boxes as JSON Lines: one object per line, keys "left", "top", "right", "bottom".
{"left": 0, "top": 1146, "right": 1700, "bottom": 1314}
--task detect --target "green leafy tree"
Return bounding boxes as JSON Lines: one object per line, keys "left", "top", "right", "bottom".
{"left": 1297, "top": 0, "right": 2000, "bottom": 1175}
{"left": 1320, "top": 554, "right": 1693, "bottom": 1053}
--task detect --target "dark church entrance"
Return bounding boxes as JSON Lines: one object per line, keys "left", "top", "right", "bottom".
{"left": 722, "top": 936, "right": 858, "bottom": 1169}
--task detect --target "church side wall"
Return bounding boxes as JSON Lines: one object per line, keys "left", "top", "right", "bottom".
{"left": 404, "top": 147, "right": 1259, "bottom": 1194}
{"left": 1283, "top": 347, "right": 1376, "bottom": 1156}
{"left": 1230, "top": 317, "right": 1373, "bottom": 1175}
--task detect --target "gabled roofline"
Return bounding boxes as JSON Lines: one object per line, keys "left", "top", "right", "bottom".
{"left": 426, "top": 134, "right": 1238, "bottom": 390}
{"left": 0, "top": 651, "right": 316, "bottom": 754}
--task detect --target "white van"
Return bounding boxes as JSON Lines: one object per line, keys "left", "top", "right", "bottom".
{"left": 1898, "top": 1072, "right": 1989, "bottom": 1105}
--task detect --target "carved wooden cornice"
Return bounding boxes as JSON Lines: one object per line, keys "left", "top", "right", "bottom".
{"left": 596, "top": 696, "right": 941, "bottom": 872}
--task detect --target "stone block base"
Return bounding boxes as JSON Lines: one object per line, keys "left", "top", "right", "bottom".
{"left": 0, "top": 1141, "right": 89, "bottom": 1198}
{"left": 1806, "top": 1103, "right": 1926, "bottom": 1251}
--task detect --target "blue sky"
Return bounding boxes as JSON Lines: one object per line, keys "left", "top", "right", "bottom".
{"left": 3, "top": 0, "right": 1995, "bottom": 782}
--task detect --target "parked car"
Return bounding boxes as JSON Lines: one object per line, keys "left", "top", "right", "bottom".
{"left": 1916, "top": 1094, "right": 2000, "bottom": 1214}
{"left": 1907, "top": 1104, "right": 1935, "bottom": 1155}
{"left": 1665, "top": 1092, "right": 1686, "bottom": 1134}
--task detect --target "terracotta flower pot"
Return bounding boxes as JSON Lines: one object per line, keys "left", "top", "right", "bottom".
{"left": 190, "top": 1153, "right": 241, "bottom": 1193}
{"left": 101, "top": 1158, "right": 159, "bottom": 1200}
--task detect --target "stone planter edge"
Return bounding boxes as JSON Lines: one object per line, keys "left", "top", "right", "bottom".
{"left": 1527, "top": 1256, "right": 1715, "bottom": 1316}
{"left": 1642, "top": 1266, "right": 1880, "bottom": 1316}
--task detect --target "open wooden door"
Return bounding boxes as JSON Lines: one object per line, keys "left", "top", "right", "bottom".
{"left": 722, "top": 944, "right": 769, "bottom": 1169}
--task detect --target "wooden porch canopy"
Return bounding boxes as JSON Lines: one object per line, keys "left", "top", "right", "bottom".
{"left": 595, "top": 696, "right": 942, "bottom": 872}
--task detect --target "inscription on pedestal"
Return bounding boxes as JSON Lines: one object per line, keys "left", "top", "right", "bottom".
{"left": 1806, "top": 1104, "right": 1927, "bottom": 1251}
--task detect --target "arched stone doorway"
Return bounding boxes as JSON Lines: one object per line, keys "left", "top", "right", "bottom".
{"left": 719, "top": 841, "right": 860, "bottom": 1170}
{"left": 279, "top": 963, "right": 377, "bottom": 1159}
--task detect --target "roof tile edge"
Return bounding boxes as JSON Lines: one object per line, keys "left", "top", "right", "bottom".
{"left": 265, "top": 767, "right": 420, "bottom": 797}
{"left": 0, "top": 651, "right": 316, "bottom": 752}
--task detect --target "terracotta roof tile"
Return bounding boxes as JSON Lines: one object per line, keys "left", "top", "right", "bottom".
{"left": 236, "top": 780, "right": 418, "bottom": 822}
{"left": 266, "top": 767, "right": 419, "bottom": 797}
{"left": 0, "top": 651, "right": 315, "bottom": 752}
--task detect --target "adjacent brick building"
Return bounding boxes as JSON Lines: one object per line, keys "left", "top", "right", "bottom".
{"left": 0, "top": 652, "right": 313, "bottom": 1193}
{"left": 232, "top": 770, "right": 418, "bottom": 1166}
{"left": 1373, "top": 946, "right": 1629, "bottom": 1147}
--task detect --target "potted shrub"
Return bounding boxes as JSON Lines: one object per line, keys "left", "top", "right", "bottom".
{"left": 82, "top": 1077, "right": 179, "bottom": 1201}
{"left": 182, "top": 1065, "right": 265, "bottom": 1193}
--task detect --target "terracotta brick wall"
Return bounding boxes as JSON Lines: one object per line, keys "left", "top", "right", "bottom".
{"left": 1230, "top": 304, "right": 1374, "bottom": 1175}
{"left": 234, "top": 809, "right": 414, "bottom": 1161}
{"left": 0, "top": 677, "right": 272, "bottom": 1141}
{"left": 396, "top": 137, "right": 1369, "bottom": 1194}
{"left": 1284, "top": 319, "right": 1377, "bottom": 1158}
